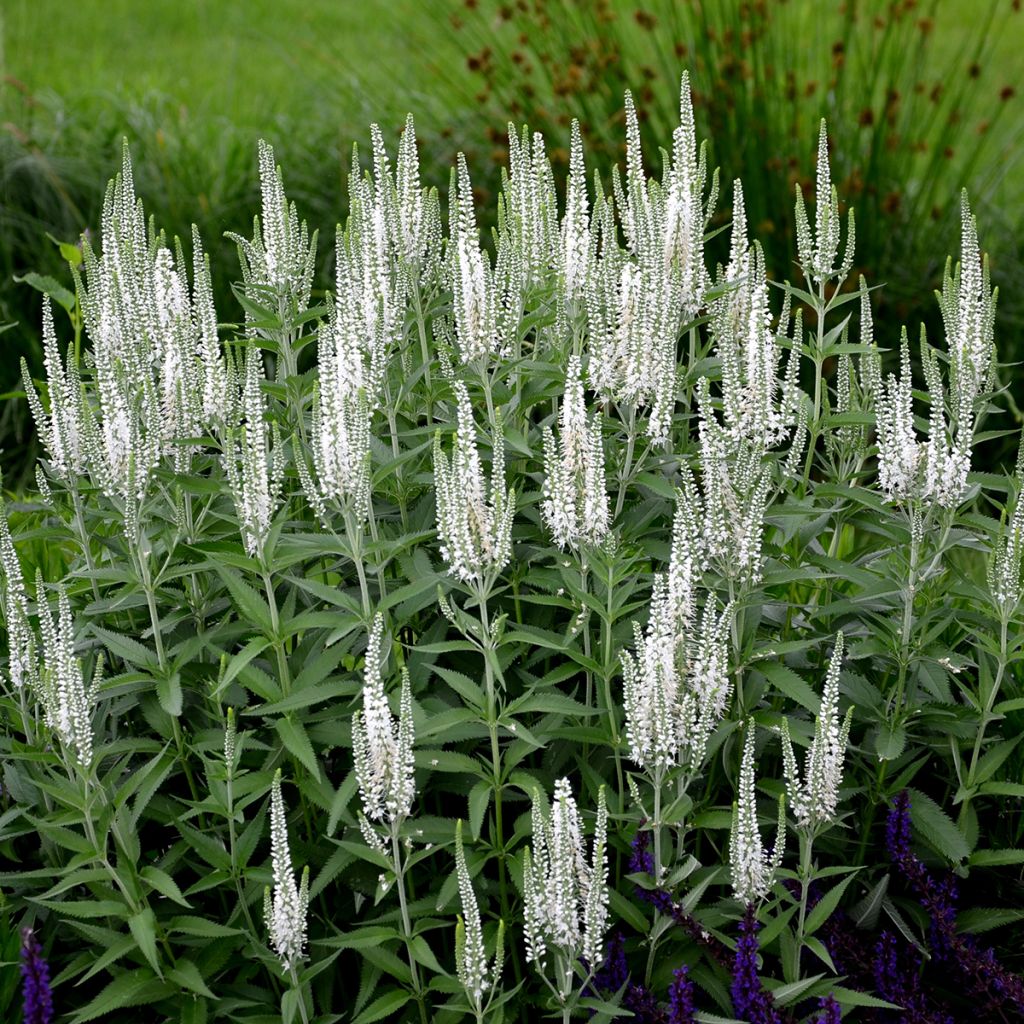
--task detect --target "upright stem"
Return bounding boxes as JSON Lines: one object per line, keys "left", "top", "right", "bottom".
{"left": 892, "top": 519, "right": 921, "bottom": 719}
{"left": 71, "top": 486, "right": 101, "bottom": 602}
{"left": 796, "top": 829, "right": 815, "bottom": 949}
{"left": 601, "top": 557, "right": 625, "bottom": 816}
{"left": 963, "top": 614, "right": 1010, "bottom": 818}
{"left": 343, "top": 511, "right": 373, "bottom": 620}
{"left": 261, "top": 569, "right": 293, "bottom": 697}
{"left": 287, "top": 964, "right": 311, "bottom": 1024}
{"left": 477, "top": 588, "right": 510, "bottom": 928}
{"left": 391, "top": 828, "right": 429, "bottom": 1024}
{"left": 614, "top": 405, "right": 637, "bottom": 520}
{"left": 652, "top": 766, "right": 665, "bottom": 885}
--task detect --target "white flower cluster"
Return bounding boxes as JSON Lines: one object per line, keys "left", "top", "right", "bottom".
{"left": 523, "top": 779, "right": 608, "bottom": 1000}
{"left": 587, "top": 75, "right": 718, "bottom": 444}
{"left": 711, "top": 181, "right": 798, "bottom": 451}
{"left": 0, "top": 496, "right": 34, "bottom": 690}
{"left": 621, "top": 471, "right": 736, "bottom": 778}
{"left": 449, "top": 154, "right": 519, "bottom": 365}
{"left": 558, "top": 120, "right": 594, "bottom": 308}
{"left": 24, "top": 147, "right": 230, "bottom": 524}
{"left": 264, "top": 770, "right": 310, "bottom": 974}
{"left": 729, "top": 723, "right": 785, "bottom": 905}
{"left": 781, "top": 634, "right": 853, "bottom": 831}
{"left": 541, "top": 355, "right": 609, "bottom": 549}
{"left": 230, "top": 139, "right": 316, "bottom": 317}
{"left": 622, "top": 587, "right": 731, "bottom": 776}
{"left": 503, "top": 124, "right": 558, "bottom": 290}
{"left": 695, "top": 398, "right": 774, "bottom": 584}
{"left": 877, "top": 196, "right": 995, "bottom": 509}
{"left": 352, "top": 614, "right": 416, "bottom": 848}
{"left": 828, "top": 283, "right": 882, "bottom": 461}
{"left": 36, "top": 580, "right": 98, "bottom": 770}
{"left": 454, "top": 819, "right": 503, "bottom": 1014}
{"left": 223, "top": 348, "right": 284, "bottom": 559}
{"left": 989, "top": 488, "right": 1024, "bottom": 612}
{"left": 794, "top": 120, "right": 855, "bottom": 288}
{"left": 434, "top": 382, "right": 515, "bottom": 585}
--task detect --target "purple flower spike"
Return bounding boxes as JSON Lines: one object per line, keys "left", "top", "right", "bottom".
{"left": 667, "top": 965, "right": 697, "bottom": 1024}
{"left": 730, "top": 905, "right": 781, "bottom": 1024}
{"left": 629, "top": 827, "right": 655, "bottom": 876}
{"left": 886, "top": 791, "right": 1024, "bottom": 1018}
{"left": 20, "top": 927, "right": 54, "bottom": 1024}
{"left": 812, "top": 994, "right": 842, "bottom": 1024}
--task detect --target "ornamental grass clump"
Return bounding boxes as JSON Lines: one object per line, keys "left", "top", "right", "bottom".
{"left": 3, "top": 74, "right": 1024, "bottom": 1024}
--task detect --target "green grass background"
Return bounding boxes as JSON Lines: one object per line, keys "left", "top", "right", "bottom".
{"left": 0, "top": 0, "right": 1022, "bottom": 476}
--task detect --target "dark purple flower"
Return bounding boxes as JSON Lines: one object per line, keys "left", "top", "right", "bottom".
{"left": 730, "top": 905, "right": 781, "bottom": 1024}
{"left": 629, "top": 827, "right": 655, "bottom": 876}
{"left": 593, "top": 932, "right": 629, "bottom": 993}
{"left": 20, "top": 927, "right": 53, "bottom": 1024}
{"left": 811, "top": 995, "right": 842, "bottom": 1024}
{"left": 886, "top": 791, "right": 1024, "bottom": 1018}
{"left": 667, "top": 965, "right": 697, "bottom": 1024}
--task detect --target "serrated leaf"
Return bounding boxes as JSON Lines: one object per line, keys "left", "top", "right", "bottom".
{"left": 141, "top": 866, "right": 191, "bottom": 907}
{"left": 908, "top": 787, "right": 970, "bottom": 862}
{"left": 351, "top": 989, "right": 410, "bottom": 1023}
{"left": 275, "top": 716, "right": 320, "bottom": 780}
{"left": 128, "top": 908, "right": 162, "bottom": 975}
{"left": 69, "top": 972, "right": 172, "bottom": 1024}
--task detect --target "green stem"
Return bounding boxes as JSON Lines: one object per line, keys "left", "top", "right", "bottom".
{"left": 796, "top": 829, "right": 815, "bottom": 950}
{"left": 261, "top": 569, "right": 293, "bottom": 697}
{"left": 614, "top": 405, "right": 637, "bottom": 520}
{"left": 287, "top": 964, "right": 311, "bottom": 1024}
{"left": 391, "top": 828, "right": 429, "bottom": 1024}
{"left": 962, "top": 614, "right": 1010, "bottom": 820}
{"left": 477, "top": 589, "right": 509, "bottom": 927}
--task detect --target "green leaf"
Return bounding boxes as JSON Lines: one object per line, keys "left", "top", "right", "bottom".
{"left": 969, "top": 848, "right": 1024, "bottom": 867}
{"left": 34, "top": 899, "right": 127, "bottom": 919}
{"left": 168, "top": 958, "right": 218, "bottom": 999}
{"left": 804, "top": 870, "right": 858, "bottom": 936}
{"left": 69, "top": 972, "right": 172, "bottom": 1024}
{"left": 873, "top": 722, "right": 906, "bottom": 761}
{"left": 468, "top": 780, "right": 491, "bottom": 840}
{"left": 128, "top": 908, "right": 162, "bottom": 975}
{"left": 758, "top": 662, "right": 820, "bottom": 714}
{"left": 167, "top": 916, "right": 241, "bottom": 938}
{"left": 908, "top": 787, "right": 970, "bottom": 862}
{"left": 351, "top": 989, "right": 410, "bottom": 1023}
{"left": 141, "top": 866, "right": 191, "bottom": 907}
{"left": 214, "top": 566, "right": 274, "bottom": 635}
{"left": 91, "top": 625, "right": 159, "bottom": 671}
{"left": 275, "top": 716, "right": 320, "bottom": 780}
{"left": 14, "top": 271, "right": 76, "bottom": 312}
{"left": 156, "top": 673, "right": 183, "bottom": 717}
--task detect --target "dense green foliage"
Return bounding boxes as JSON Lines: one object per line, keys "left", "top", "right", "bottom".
{"left": 2, "top": 0, "right": 1022, "bottom": 477}
{"left": 2, "top": 72, "right": 1024, "bottom": 1023}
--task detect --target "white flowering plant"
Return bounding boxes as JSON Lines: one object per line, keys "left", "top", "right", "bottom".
{"left": 2, "top": 78, "right": 1023, "bottom": 1024}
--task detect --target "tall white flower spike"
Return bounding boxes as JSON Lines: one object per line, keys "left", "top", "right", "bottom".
{"left": 352, "top": 614, "right": 416, "bottom": 846}
{"left": 794, "top": 120, "right": 854, "bottom": 287}
{"left": 989, "top": 484, "right": 1024, "bottom": 612}
{"left": 35, "top": 579, "right": 98, "bottom": 770}
{"left": 541, "top": 355, "right": 609, "bottom": 550}
{"left": 223, "top": 348, "right": 283, "bottom": 559}
{"left": 230, "top": 140, "right": 316, "bottom": 315}
{"left": 434, "top": 382, "right": 515, "bottom": 586}
{"left": 264, "top": 770, "right": 310, "bottom": 974}
{"left": 781, "top": 634, "right": 853, "bottom": 831}
{"left": 523, "top": 780, "right": 608, "bottom": 1004}
{"left": 730, "top": 723, "right": 785, "bottom": 905}
{"left": 454, "top": 819, "right": 503, "bottom": 1016}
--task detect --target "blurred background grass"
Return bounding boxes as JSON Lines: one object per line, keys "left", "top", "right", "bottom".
{"left": 1, "top": 0, "right": 1022, "bottom": 476}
